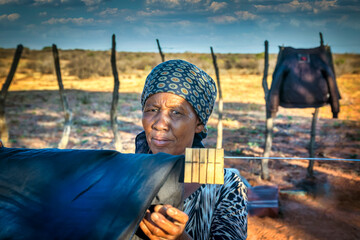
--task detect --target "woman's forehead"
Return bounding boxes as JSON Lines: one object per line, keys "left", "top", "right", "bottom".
{"left": 146, "top": 93, "right": 192, "bottom": 109}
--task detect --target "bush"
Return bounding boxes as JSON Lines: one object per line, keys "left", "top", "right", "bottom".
{"left": 333, "top": 54, "right": 360, "bottom": 76}
{"left": 67, "top": 51, "right": 112, "bottom": 79}
{"left": 24, "top": 57, "right": 53, "bottom": 74}
{"left": 0, "top": 48, "right": 359, "bottom": 79}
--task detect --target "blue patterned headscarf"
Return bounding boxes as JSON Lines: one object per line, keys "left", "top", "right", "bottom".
{"left": 141, "top": 59, "right": 217, "bottom": 127}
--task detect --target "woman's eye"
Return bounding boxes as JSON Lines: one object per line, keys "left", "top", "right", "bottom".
{"left": 145, "top": 108, "right": 157, "bottom": 112}
{"left": 172, "top": 110, "right": 181, "bottom": 115}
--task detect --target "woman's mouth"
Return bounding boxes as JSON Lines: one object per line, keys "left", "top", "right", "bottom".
{"left": 152, "top": 137, "right": 172, "bottom": 147}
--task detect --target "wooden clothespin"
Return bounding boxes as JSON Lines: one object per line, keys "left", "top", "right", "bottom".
{"left": 184, "top": 148, "right": 224, "bottom": 184}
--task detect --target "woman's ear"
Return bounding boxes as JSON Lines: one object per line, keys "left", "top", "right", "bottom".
{"left": 195, "top": 121, "right": 205, "bottom": 133}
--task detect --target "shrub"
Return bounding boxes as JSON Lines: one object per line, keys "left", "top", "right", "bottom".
{"left": 0, "top": 48, "right": 359, "bottom": 79}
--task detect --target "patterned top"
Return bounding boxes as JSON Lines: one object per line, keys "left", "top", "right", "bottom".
{"left": 184, "top": 169, "right": 248, "bottom": 240}
{"left": 135, "top": 132, "right": 248, "bottom": 240}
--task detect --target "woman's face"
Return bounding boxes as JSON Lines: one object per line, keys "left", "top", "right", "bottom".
{"left": 142, "top": 92, "right": 204, "bottom": 155}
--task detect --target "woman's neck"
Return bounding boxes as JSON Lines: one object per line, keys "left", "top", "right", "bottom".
{"left": 183, "top": 183, "right": 202, "bottom": 199}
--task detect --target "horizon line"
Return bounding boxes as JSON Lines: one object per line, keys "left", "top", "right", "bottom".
{"left": 1, "top": 46, "right": 359, "bottom": 55}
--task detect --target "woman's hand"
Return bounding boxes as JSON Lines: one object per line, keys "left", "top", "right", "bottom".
{"left": 139, "top": 204, "right": 189, "bottom": 240}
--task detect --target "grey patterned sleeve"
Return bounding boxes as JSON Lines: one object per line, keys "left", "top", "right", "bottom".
{"left": 210, "top": 170, "right": 248, "bottom": 240}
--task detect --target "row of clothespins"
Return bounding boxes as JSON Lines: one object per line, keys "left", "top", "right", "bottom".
{"left": 184, "top": 148, "right": 224, "bottom": 184}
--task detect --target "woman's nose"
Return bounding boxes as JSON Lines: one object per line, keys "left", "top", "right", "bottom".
{"left": 152, "top": 111, "right": 170, "bottom": 131}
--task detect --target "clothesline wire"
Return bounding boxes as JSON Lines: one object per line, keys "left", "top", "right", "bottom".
{"left": 224, "top": 156, "right": 360, "bottom": 162}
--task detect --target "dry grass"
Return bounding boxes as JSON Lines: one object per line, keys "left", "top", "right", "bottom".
{"left": 2, "top": 71, "right": 358, "bottom": 121}
{"left": 1, "top": 47, "right": 359, "bottom": 80}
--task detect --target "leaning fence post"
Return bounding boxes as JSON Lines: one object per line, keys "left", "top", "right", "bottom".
{"left": 0, "top": 44, "right": 23, "bottom": 146}
{"left": 319, "top": 32, "right": 324, "bottom": 46}
{"left": 52, "top": 44, "right": 72, "bottom": 149}
{"left": 261, "top": 40, "right": 272, "bottom": 180}
{"left": 110, "top": 34, "right": 122, "bottom": 152}
{"left": 306, "top": 32, "right": 326, "bottom": 177}
{"left": 210, "top": 47, "right": 223, "bottom": 149}
{"left": 307, "top": 107, "right": 319, "bottom": 177}
{"left": 156, "top": 39, "right": 165, "bottom": 63}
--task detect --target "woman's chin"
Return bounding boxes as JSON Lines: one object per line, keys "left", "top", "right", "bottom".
{"left": 150, "top": 146, "right": 184, "bottom": 156}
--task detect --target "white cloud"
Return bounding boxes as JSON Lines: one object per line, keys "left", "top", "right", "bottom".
{"left": 0, "top": 0, "right": 103, "bottom": 6}
{"left": 32, "top": 0, "right": 68, "bottom": 6}
{"left": 125, "top": 16, "right": 136, "bottom": 22}
{"left": 146, "top": 0, "right": 204, "bottom": 5}
{"left": 81, "top": 0, "right": 102, "bottom": 6}
{"left": 34, "top": 0, "right": 53, "bottom": 4}
{"left": 255, "top": 0, "right": 339, "bottom": 14}
{"left": 304, "top": 19, "right": 327, "bottom": 28}
{"left": 235, "top": 11, "right": 257, "bottom": 20}
{"left": 209, "top": 10, "right": 258, "bottom": 24}
{"left": 146, "top": 0, "right": 180, "bottom": 7}
{"left": 0, "top": 0, "right": 21, "bottom": 4}
{"left": 39, "top": 11, "right": 47, "bottom": 16}
{"left": 99, "top": 7, "right": 118, "bottom": 16}
{"left": 290, "top": 19, "right": 300, "bottom": 27}
{"left": 313, "top": 0, "right": 337, "bottom": 13}
{"left": 133, "top": 26, "right": 152, "bottom": 37}
{"left": 285, "top": 0, "right": 312, "bottom": 12}
{"left": 337, "top": 15, "right": 360, "bottom": 30}
{"left": 255, "top": 0, "right": 312, "bottom": 13}
{"left": 25, "top": 23, "right": 36, "bottom": 29}
{"left": 314, "top": 0, "right": 337, "bottom": 10}
{"left": 177, "top": 20, "right": 191, "bottom": 26}
{"left": 258, "top": 20, "right": 280, "bottom": 31}
{"left": 42, "top": 17, "right": 94, "bottom": 25}
{"left": 0, "top": 13, "right": 20, "bottom": 21}
{"left": 145, "top": 0, "right": 207, "bottom": 10}
{"left": 86, "top": 6, "right": 99, "bottom": 12}
{"left": 137, "top": 8, "right": 168, "bottom": 16}
{"left": 209, "top": 15, "right": 237, "bottom": 24}
{"left": 208, "top": 1, "right": 227, "bottom": 12}
{"left": 8, "top": 13, "right": 20, "bottom": 20}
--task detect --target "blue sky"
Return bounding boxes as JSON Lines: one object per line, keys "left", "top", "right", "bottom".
{"left": 0, "top": 0, "right": 359, "bottom": 53}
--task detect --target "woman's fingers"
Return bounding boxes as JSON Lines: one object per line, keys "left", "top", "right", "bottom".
{"left": 140, "top": 205, "right": 189, "bottom": 239}
{"left": 139, "top": 219, "right": 151, "bottom": 238}
{"left": 154, "top": 205, "right": 189, "bottom": 224}
{"left": 139, "top": 211, "right": 153, "bottom": 238}
{"left": 166, "top": 206, "right": 189, "bottom": 225}
{"left": 140, "top": 211, "right": 168, "bottom": 239}
{"left": 151, "top": 205, "right": 188, "bottom": 236}
{"left": 143, "top": 216, "right": 169, "bottom": 239}
{"left": 150, "top": 212, "right": 177, "bottom": 236}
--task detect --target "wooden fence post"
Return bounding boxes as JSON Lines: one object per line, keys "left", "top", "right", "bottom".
{"left": 261, "top": 40, "right": 272, "bottom": 180}
{"left": 110, "top": 34, "right": 122, "bottom": 152}
{"left": 210, "top": 47, "right": 223, "bottom": 149}
{"left": 307, "top": 107, "right": 319, "bottom": 177}
{"left": 156, "top": 39, "right": 165, "bottom": 63}
{"left": 52, "top": 44, "right": 72, "bottom": 149}
{"left": 0, "top": 44, "right": 23, "bottom": 146}
{"left": 319, "top": 32, "right": 324, "bottom": 46}
{"left": 306, "top": 32, "right": 324, "bottom": 177}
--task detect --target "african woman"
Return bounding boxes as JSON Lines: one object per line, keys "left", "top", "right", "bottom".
{"left": 135, "top": 59, "right": 247, "bottom": 240}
